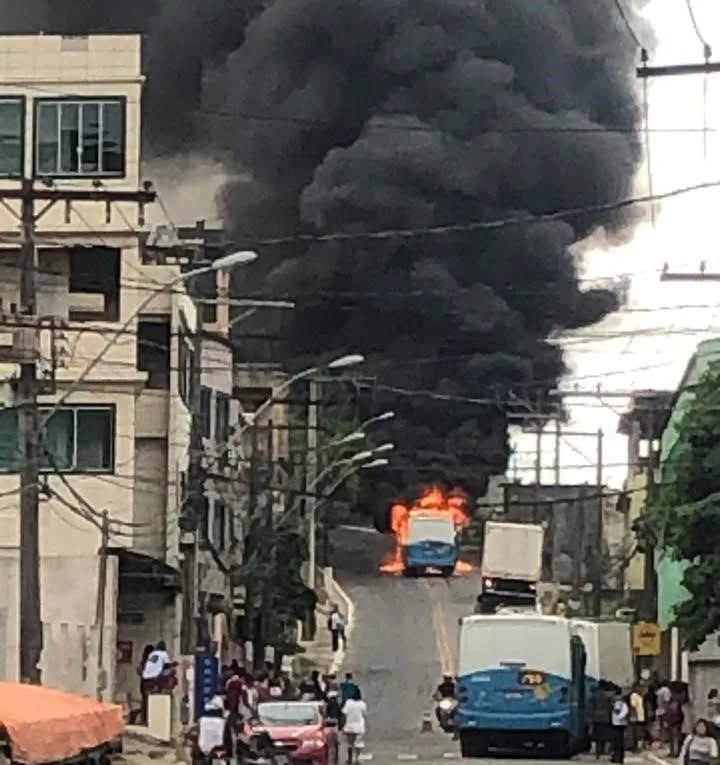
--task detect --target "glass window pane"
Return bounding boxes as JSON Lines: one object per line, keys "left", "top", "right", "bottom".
{"left": 75, "top": 408, "right": 113, "bottom": 471}
{"left": 100, "top": 101, "right": 124, "bottom": 173}
{"left": 42, "top": 409, "right": 74, "bottom": 471}
{"left": 0, "top": 100, "right": 22, "bottom": 177}
{"left": 0, "top": 408, "right": 19, "bottom": 471}
{"left": 80, "top": 102, "right": 99, "bottom": 172}
{"left": 36, "top": 102, "right": 59, "bottom": 175}
{"left": 59, "top": 103, "right": 79, "bottom": 174}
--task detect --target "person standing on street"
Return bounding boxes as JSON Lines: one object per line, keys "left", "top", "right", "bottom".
{"left": 678, "top": 718, "right": 718, "bottom": 765}
{"left": 589, "top": 680, "right": 613, "bottom": 759}
{"left": 610, "top": 689, "right": 630, "bottom": 764}
{"left": 629, "top": 685, "right": 647, "bottom": 752}
{"left": 340, "top": 673, "right": 360, "bottom": 706}
{"left": 341, "top": 686, "right": 367, "bottom": 765}
{"left": 329, "top": 605, "right": 347, "bottom": 652}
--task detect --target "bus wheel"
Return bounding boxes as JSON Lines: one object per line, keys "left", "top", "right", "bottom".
{"left": 404, "top": 566, "right": 416, "bottom": 578}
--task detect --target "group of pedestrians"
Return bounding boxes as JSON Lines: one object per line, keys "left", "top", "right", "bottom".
{"left": 588, "top": 677, "right": 720, "bottom": 765}
{"left": 299, "top": 670, "right": 367, "bottom": 765}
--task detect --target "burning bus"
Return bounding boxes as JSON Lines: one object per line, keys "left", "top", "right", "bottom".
{"left": 381, "top": 486, "right": 470, "bottom": 577}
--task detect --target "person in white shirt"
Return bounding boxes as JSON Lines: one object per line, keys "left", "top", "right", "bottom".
{"left": 196, "top": 696, "right": 229, "bottom": 763}
{"left": 341, "top": 686, "right": 367, "bottom": 765}
{"left": 610, "top": 691, "right": 630, "bottom": 764}
{"left": 141, "top": 640, "right": 171, "bottom": 690}
{"left": 329, "top": 606, "right": 347, "bottom": 652}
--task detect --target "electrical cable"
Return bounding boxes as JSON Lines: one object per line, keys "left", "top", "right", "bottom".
{"left": 610, "top": 0, "right": 646, "bottom": 50}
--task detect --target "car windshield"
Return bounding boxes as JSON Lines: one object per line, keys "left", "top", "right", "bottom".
{"left": 258, "top": 702, "right": 320, "bottom": 726}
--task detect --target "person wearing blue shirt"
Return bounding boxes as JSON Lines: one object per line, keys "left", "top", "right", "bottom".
{"left": 340, "top": 672, "right": 359, "bottom": 706}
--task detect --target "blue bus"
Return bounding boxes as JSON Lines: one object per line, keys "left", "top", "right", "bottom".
{"left": 403, "top": 514, "right": 458, "bottom": 577}
{"left": 455, "top": 613, "right": 586, "bottom": 757}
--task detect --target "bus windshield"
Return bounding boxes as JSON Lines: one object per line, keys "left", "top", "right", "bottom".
{"left": 458, "top": 617, "right": 571, "bottom": 679}
{"left": 408, "top": 517, "right": 455, "bottom": 545}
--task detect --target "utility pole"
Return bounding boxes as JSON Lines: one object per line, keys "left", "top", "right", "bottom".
{"left": 95, "top": 511, "right": 110, "bottom": 700}
{"left": 591, "top": 429, "right": 604, "bottom": 616}
{"left": 5, "top": 180, "right": 153, "bottom": 684}
{"left": 643, "top": 405, "right": 658, "bottom": 622}
{"left": 305, "top": 379, "right": 320, "bottom": 588}
{"left": 532, "top": 419, "right": 542, "bottom": 522}
{"left": 18, "top": 178, "right": 41, "bottom": 684}
{"left": 553, "top": 419, "right": 561, "bottom": 484}
{"left": 180, "top": 221, "right": 206, "bottom": 655}
{"left": 570, "top": 486, "right": 587, "bottom": 612}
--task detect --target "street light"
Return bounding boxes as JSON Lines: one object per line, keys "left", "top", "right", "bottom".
{"left": 328, "top": 354, "right": 365, "bottom": 370}
{"left": 238, "top": 352, "right": 365, "bottom": 429}
{"left": 325, "top": 431, "right": 365, "bottom": 449}
{"left": 45, "top": 250, "right": 260, "bottom": 422}
{"left": 361, "top": 458, "right": 389, "bottom": 469}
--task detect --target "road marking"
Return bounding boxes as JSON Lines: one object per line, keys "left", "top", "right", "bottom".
{"left": 358, "top": 754, "right": 373, "bottom": 761}
{"left": 442, "top": 753, "right": 460, "bottom": 759}
{"left": 424, "top": 579, "right": 454, "bottom": 674}
{"left": 397, "top": 754, "right": 419, "bottom": 761}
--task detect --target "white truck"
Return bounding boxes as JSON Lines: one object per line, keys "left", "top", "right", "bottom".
{"left": 476, "top": 521, "right": 544, "bottom": 613}
{"left": 571, "top": 618, "right": 634, "bottom": 690}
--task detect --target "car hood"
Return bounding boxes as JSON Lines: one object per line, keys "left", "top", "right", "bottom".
{"left": 254, "top": 723, "right": 322, "bottom": 739}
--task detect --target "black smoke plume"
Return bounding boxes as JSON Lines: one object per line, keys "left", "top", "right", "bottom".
{"left": 3, "top": 0, "right": 652, "bottom": 514}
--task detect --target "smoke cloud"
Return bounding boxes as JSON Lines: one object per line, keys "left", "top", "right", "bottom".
{"left": 3, "top": 0, "right": 652, "bottom": 508}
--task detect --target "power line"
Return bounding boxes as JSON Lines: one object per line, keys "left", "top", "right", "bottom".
{"left": 229, "top": 180, "right": 720, "bottom": 248}
{"left": 610, "top": 0, "right": 646, "bottom": 50}
{"left": 684, "top": 0, "right": 712, "bottom": 55}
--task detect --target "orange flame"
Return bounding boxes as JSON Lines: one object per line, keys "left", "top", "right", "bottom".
{"left": 379, "top": 485, "right": 472, "bottom": 574}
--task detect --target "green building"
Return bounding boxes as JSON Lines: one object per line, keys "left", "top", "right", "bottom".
{"left": 657, "top": 338, "right": 720, "bottom": 628}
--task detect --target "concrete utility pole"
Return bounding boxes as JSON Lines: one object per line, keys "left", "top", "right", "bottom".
{"left": 591, "top": 429, "right": 604, "bottom": 617}
{"left": 643, "top": 405, "right": 659, "bottom": 622}
{"left": 181, "top": 221, "right": 207, "bottom": 655}
{"left": 2, "top": 180, "right": 153, "bottom": 684}
{"left": 305, "top": 379, "right": 320, "bottom": 588}
{"left": 95, "top": 510, "right": 110, "bottom": 700}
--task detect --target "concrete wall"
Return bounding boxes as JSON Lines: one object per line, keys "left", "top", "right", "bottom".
{"left": 0, "top": 550, "right": 117, "bottom": 697}
{"left": 115, "top": 589, "right": 176, "bottom": 705}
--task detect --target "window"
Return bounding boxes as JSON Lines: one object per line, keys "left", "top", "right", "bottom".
{"left": 35, "top": 98, "right": 125, "bottom": 177}
{"left": 0, "top": 406, "right": 114, "bottom": 473}
{"left": 194, "top": 271, "right": 218, "bottom": 324}
{"left": 200, "top": 387, "right": 212, "bottom": 439}
{"left": 215, "top": 392, "right": 230, "bottom": 444}
{"left": 178, "top": 321, "right": 194, "bottom": 406}
{"left": 213, "top": 500, "right": 227, "bottom": 551}
{"left": 0, "top": 99, "right": 23, "bottom": 177}
{"left": 69, "top": 247, "right": 120, "bottom": 322}
{"left": 137, "top": 316, "right": 171, "bottom": 390}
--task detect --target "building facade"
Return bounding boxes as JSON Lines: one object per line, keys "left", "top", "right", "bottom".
{"left": 0, "top": 35, "right": 193, "bottom": 702}
{"left": 657, "top": 339, "right": 720, "bottom": 692}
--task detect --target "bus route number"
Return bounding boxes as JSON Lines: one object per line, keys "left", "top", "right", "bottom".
{"left": 518, "top": 670, "right": 546, "bottom": 686}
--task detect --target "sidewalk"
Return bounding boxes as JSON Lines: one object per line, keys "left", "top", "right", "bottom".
{"left": 294, "top": 603, "right": 342, "bottom": 677}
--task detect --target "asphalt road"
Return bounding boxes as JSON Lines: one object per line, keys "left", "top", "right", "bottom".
{"left": 328, "top": 527, "right": 649, "bottom": 765}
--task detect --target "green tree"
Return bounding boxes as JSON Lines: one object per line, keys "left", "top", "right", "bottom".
{"left": 653, "top": 361, "right": 720, "bottom": 650}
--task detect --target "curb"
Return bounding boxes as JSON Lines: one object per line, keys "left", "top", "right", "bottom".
{"left": 643, "top": 753, "right": 672, "bottom": 765}
{"left": 329, "top": 574, "right": 356, "bottom": 676}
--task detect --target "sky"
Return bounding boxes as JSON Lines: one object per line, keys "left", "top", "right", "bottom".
{"left": 511, "top": 0, "right": 720, "bottom": 489}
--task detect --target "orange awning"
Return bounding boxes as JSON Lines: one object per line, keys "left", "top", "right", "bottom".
{"left": 0, "top": 682, "right": 124, "bottom": 764}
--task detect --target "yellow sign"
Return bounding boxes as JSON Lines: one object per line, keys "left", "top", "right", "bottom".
{"left": 632, "top": 621, "right": 661, "bottom": 656}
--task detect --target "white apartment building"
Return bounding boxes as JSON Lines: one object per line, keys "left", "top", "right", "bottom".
{"left": 0, "top": 34, "right": 194, "bottom": 703}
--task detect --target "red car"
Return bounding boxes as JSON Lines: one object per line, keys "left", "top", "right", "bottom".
{"left": 251, "top": 701, "right": 339, "bottom": 765}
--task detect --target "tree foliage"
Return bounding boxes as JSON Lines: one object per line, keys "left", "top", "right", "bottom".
{"left": 653, "top": 361, "right": 720, "bottom": 650}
